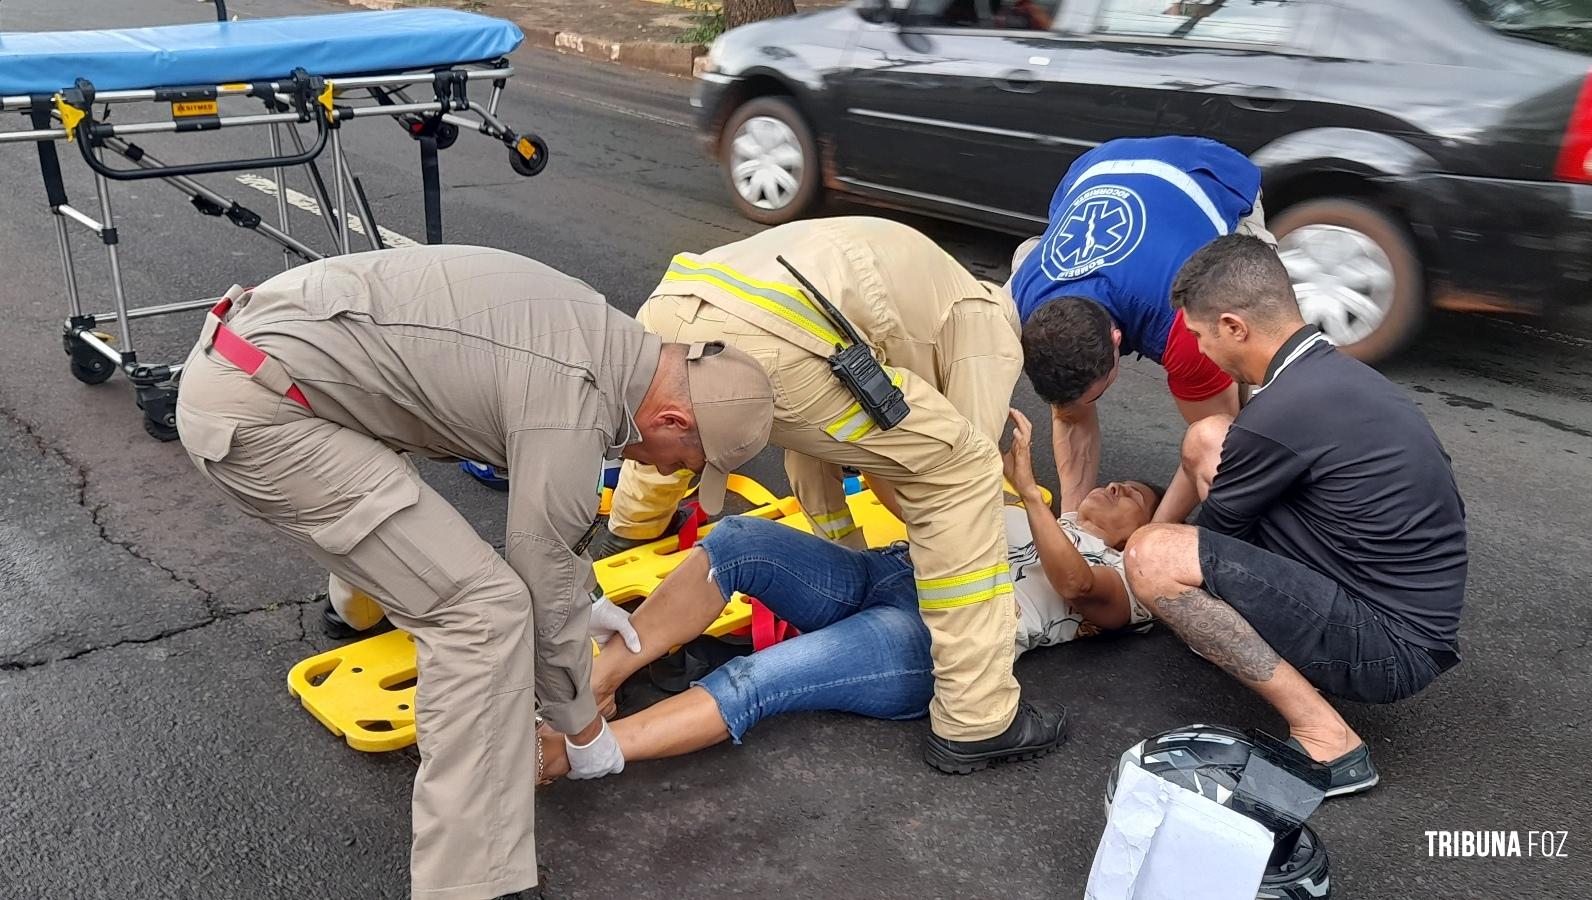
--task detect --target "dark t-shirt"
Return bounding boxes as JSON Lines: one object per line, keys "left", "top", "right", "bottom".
{"left": 1198, "top": 327, "right": 1468, "bottom": 650}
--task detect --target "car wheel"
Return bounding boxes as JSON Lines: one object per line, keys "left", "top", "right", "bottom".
{"left": 1271, "top": 198, "right": 1424, "bottom": 363}
{"left": 720, "top": 95, "right": 821, "bottom": 225}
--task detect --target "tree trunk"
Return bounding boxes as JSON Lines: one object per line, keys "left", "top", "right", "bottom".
{"left": 723, "top": 0, "right": 798, "bottom": 30}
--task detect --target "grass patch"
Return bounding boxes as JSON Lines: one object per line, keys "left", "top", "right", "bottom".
{"left": 674, "top": 0, "right": 726, "bottom": 44}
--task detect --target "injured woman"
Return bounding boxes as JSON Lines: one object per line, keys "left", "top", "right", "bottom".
{"left": 541, "top": 410, "right": 1160, "bottom": 780}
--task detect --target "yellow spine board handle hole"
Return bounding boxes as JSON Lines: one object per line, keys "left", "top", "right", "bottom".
{"left": 54, "top": 94, "right": 86, "bottom": 142}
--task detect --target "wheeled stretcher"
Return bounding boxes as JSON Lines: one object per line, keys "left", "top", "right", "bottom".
{"left": 0, "top": 4, "right": 547, "bottom": 439}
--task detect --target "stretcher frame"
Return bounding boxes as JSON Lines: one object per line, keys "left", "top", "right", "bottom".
{"left": 0, "top": 2, "right": 548, "bottom": 440}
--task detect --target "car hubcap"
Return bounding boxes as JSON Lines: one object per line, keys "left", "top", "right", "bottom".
{"left": 1277, "top": 224, "right": 1396, "bottom": 346}
{"left": 729, "top": 115, "right": 804, "bottom": 210}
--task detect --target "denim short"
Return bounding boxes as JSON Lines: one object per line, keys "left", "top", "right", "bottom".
{"left": 1197, "top": 529, "right": 1457, "bottom": 704}
{"left": 691, "top": 516, "right": 935, "bottom": 742}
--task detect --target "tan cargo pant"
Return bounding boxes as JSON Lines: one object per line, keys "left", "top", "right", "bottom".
{"left": 612, "top": 294, "right": 1023, "bottom": 740}
{"left": 176, "top": 348, "right": 540, "bottom": 900}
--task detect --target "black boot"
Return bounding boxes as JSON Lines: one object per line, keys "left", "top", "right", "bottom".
{"left": 922, "top": 701, "right": 1068, "bottom": 774}
{"left": 321, "top": 597, "right": 361, "bottom": 640}
{"left": 586, "top": 508, "right": 691, "bottom": 560}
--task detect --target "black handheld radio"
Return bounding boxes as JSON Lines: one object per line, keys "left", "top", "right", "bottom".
{"left": 775, "top": 255, "right": 910, "bottom": 431}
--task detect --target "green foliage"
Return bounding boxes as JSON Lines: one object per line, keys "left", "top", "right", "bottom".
{"left": 675, "top": 0, "right": 727, "bottom": 45}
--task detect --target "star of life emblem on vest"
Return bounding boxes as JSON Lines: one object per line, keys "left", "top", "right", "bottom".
{"left": 1040, "top": 184, "right": 1148, "bottom": 281}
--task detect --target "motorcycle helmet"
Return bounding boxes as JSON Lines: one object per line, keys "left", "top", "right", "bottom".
{"left": 1105, "top": 724, "right": 1332, "bottom": 900}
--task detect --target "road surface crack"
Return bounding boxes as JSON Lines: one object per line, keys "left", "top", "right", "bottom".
{"left": 0, "top": 403, "right": 224, "bottom": 617}
{"left": 0, "top": 594, "right": 323, "bottom": 672}
{"left": 1554, "top": 634, "right": 1590, "bottom": 664}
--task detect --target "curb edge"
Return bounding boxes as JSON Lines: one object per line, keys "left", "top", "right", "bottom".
{"left": 341, "top": 0, "right": 705, "bottom": 77}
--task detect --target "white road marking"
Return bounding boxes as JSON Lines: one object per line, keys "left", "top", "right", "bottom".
{"left": 544, "top": 87, "right": 691, "bottom": 129}
{"left": 233, "top": 174, "right": 420, "bottom": 248}
{"left": 1477, "top": 314, "right": 1592, "bottom": 351}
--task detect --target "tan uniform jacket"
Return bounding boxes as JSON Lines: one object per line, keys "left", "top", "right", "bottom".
{"left": 188, "top": 245, "right": 658, "bottom": 732}
{"left": 652, "top": 216, "right": 1020, "bottom": 443}
{"left": 620, "top": 217, "right": 1025, "bottom": 739}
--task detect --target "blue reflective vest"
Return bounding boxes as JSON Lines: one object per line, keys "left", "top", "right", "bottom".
{"left": 1010, "top": 136, "right": 1262, "bottom": 363}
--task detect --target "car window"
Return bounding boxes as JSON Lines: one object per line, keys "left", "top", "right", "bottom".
{"left": 1459, "top": 0, "right": 1592, "bottom": 54}
{"left": 906, "top": 0, "right": 1063, "bottom": 31}
{"left": 1095, "top": 0, "right": 1302, "bottom": 45}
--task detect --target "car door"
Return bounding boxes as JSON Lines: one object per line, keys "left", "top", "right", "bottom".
{"left": 1068, "top": 0, "right": 1325, "bottom": 152}
{"left": 832, "top": 0, "right": 1081, "bottom": 227}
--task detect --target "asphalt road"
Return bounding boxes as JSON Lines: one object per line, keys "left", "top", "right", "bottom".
{"left": 1, "top": 1, "right": 1589, "bottom": 897}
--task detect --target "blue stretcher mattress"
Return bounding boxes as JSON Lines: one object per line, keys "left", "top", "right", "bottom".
{"left": 0, "top": 9, "right": 523, "bottom": 96}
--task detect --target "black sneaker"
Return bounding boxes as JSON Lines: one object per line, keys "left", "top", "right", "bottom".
{"left": 586, "top": 509, "right": 691, "bottom": 561}
{"left": 1287, "top": 737, "right": 1380, "bottom": 797}
{"left": 922, "top": 701, "right": 1068, "bottom": 775}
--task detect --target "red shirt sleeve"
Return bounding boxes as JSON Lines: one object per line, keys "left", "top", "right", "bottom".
{"left": 1161, "top": 307, "right": 1234, "bottom": 402}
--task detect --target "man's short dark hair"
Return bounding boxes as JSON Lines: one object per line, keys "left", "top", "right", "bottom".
{"left": 1171, "top": 234, "right": 1298, "bottom": 326}
{"left": 1021, "top": 297, "right": 1118, "bottom": 406}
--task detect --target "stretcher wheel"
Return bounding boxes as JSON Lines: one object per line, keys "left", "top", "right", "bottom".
{"left": 143, "top": 410, "right": 179, "bottom": 442}
{"left": 435, "top": 121, "right": 459, "bottom": 150}
{"left": 69, "top": 356, "right": 115, "bottom": 385}
{"left": 509, "top": 136, "right": 549, "bottom": 177}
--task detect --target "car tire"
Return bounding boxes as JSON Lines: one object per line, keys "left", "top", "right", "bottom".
{"left": 1270, "top": 198, "right": 1424, "bottom": 363}
{"left": 719, "top": 95, "right": 821, "bottom": 225}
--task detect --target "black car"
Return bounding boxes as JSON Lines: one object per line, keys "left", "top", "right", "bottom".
{"left": 692, "top": 0, "right": 1592, "bottom": 360}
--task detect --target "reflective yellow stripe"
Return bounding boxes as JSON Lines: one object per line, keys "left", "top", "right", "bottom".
{"left": 811, "top": 509, "right": 857, "bottom": 540}
{"left": 662, "top": 256, "right": 842, "bottom": 347}
{"left": 916, "top": 564, "right": 1014, "bottom": 609}
{"left": 824, "top": 403, "right": 875, "bottom": 443}
{"left": 821, "top": 367, "right": 895, "bottom": 443}
{"left": 917, "top": 564, "right": 1009, "bottom": 591}
{"left": 920, "top": 583, "right": 1013, "bottom": 610}
{"left": 819, "top": 522, "right": 859, "bottom": 541}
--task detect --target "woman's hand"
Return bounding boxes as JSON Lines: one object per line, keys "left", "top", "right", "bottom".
{"left": 1001, "top": 408, "right": 1043, "bottom": 501}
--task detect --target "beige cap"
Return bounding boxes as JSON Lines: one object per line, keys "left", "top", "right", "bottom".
{"left": 686, "top": 341, "right": 774, "bottom": 515}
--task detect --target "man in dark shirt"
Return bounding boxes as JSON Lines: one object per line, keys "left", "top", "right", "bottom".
{"left": 1123, "top": 235, "right": 1467, "bottom": 797}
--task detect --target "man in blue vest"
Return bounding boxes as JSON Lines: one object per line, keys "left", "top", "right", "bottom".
{"left": 1009, "top": 136, "right": 1273, "bottom": 523}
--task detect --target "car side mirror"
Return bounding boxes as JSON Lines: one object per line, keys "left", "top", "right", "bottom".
{"left": 856, "top": 0, "right": 896, "bottom": 25}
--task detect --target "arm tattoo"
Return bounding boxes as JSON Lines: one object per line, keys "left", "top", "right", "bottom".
{"left": 1156, "top": 588, "right": 1281, "bottom": 683}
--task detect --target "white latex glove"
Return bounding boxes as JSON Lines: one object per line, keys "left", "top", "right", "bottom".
{"left": 564, "top": 719, "right": 625, "bottom": 780}
{"left": 588, "top": 595, "right": 641, "bottom": 654}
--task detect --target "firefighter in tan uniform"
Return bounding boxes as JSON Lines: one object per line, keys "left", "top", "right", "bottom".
{"left": 594, "top": 217, "right": 1067, "bottom": 772}
{"left": 174, "top": 245, "right": 774, "bottom": 900}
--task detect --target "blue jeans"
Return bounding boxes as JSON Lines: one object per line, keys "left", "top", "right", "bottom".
{"left": 694, "top": 516, "right": 934, "bottom": 742}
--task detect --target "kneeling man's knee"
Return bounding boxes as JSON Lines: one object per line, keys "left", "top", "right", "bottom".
{"left": 1181, "top": 414, "right": 1234, "bottom": 471}
{"left": 1123, "top": 524, "right": 1201, "bottom": 610}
